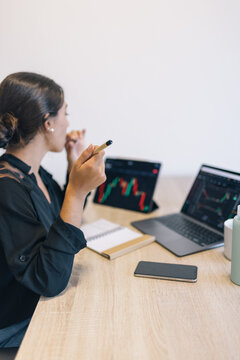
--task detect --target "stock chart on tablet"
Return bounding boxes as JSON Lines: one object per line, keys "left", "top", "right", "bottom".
{"left": 93, "top": 158, "right": 161, "bottom": 213}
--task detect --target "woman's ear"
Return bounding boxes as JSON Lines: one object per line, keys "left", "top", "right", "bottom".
{"left": 43, "top": 119, "right": 55, "bottom": 133}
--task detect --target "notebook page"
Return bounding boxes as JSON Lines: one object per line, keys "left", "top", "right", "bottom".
{"left": 81, "top": 219, "right": 142, "bottom": 253}
{"left": 81, "top": 219, "right": 119, "bottom": 239}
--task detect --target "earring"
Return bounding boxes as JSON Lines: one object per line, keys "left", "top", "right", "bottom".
{"left": 48, "top": 128, "right": 55, "bottom": 133}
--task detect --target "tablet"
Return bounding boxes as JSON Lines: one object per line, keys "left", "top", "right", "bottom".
{"left": 93, "top": 158, "right": 161, "bottom": 213}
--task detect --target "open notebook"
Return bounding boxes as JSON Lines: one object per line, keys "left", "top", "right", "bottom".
{"left": 81, "top": 219, "right": 155, "bottom": 259}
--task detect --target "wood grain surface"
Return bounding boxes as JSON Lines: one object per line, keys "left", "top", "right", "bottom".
{"left": 16, "top": 177, "right": 240, "bottom": 360}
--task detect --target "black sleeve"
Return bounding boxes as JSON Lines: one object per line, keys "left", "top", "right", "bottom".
{"left": 63, "top": 171, "right": 90, "bottom": 208}
{"left": 0, "top": 178, "right": 86, "bottom": 297}
{"left": 63, "top": 171, "right": 70, "bottom": 194}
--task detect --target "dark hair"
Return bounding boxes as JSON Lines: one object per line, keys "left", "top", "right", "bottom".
{"left": 0, "top": 72, "right": 64, "bottom": 148}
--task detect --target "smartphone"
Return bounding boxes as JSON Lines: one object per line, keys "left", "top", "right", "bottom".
{"left": 134, "top": 261, "right": 198, "bottom": 283}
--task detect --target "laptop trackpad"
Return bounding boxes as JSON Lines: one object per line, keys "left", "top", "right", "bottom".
{"left": 137, "top": 219, "right": 201, "bottom": 257}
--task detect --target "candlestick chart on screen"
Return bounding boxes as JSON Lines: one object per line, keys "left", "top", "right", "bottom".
{"left": 182, "top": 170, "right": 240, "bottom": 230}
{"left": 93, "top": 159, "right": 161, "bottom": 212}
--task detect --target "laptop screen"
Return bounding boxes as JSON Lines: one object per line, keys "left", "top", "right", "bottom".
{"left": 93, "top": 158, "right": 161, "bottom": 212}
{"left": 181, "top": 165, "right": 240, "bottom": 232}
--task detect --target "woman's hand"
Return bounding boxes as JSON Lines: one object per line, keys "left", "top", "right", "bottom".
{"left": 67, "top": 144, "right": 106, "bottom": 199}
{"left": 65, "top": 129, "right": 86, "bottom": 172}
{"left": 61, "top": 144, "right": 106, "bottom": 228}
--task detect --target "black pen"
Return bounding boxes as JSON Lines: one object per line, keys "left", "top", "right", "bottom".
{"left": 93, "top": 140, "right": 113, "bottom": 155}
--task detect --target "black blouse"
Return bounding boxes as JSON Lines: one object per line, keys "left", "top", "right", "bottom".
{"left": 0, "top": 154, "right": 86, "bottom": 329}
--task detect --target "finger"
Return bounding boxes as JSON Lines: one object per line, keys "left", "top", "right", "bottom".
{"left": 66, "top": 136, "right": 77, "bottom": 143}
{"left": 65, "top": 141, "right": 74, "bottom": 152}
{"left": 66, "top": 130, "right": 78, "bottom": 139}
{"left": 65, "top": 140, "right": 77, "bottom": 147}
{"left": 77, "top": 129, "right": 86, "bottom": 138}
{"left": 77, "top": 144, "right": 94, "bottom": 165}
{"left": 66, "top": 136, "right": 76, "bottom": 143}
{"left": 77, "top": 131, "right": 83, "bottom": 140}
{"left": 93, "top": 149, "right": 105, "bottom": 160}
{"left": 90, "top": 150, "right": 105, "bottom": 167}
{"left": 66, "top": 130, "right": 77, "bottom": 138}
{"left": 67, "top": 129, "right": 85, "bottom": 137}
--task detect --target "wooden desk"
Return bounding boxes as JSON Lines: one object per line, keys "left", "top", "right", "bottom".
{"left": 16, "top": 177, "right": 240, "bottom": 360}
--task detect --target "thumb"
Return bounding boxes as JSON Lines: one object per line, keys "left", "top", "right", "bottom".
{"left": 77, "top": 144, "right": 94, "bottom": 165}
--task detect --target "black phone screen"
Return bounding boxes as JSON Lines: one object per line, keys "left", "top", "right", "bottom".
{"left": 134, "top": 261, "right": 198, "bottom": 282}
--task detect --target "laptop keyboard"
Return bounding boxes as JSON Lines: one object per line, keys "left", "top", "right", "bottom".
{"left": 156, "top": 214, "right": 223, "bottom": 246}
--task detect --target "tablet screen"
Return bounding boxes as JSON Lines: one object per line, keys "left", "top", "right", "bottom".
{"left": 93, "top": 158, "right": 161, "bottom": 212}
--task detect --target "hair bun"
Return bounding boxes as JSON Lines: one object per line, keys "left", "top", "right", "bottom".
{"left": 0, "top": 113, "right": 18, "bottom": 148}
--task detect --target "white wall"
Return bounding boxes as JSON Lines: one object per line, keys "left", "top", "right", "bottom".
{"left": 0, "top": 0, "right": 239, "bottom": 185}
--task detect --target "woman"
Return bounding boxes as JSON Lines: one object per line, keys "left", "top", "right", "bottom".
{"left": 0, "top": 72, "right": 106, "bottom": 348}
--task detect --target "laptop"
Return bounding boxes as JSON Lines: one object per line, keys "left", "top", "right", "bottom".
{"left": 131, "top": 164, "right": 240, "bottom": 256}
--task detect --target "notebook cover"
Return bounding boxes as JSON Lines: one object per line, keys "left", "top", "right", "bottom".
{"left": 101, "top": 234, "right": 155, "bottom": 260}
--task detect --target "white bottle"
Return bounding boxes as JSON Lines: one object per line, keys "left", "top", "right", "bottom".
{"left": 231, "top": 205, "right": 240, "bottom": 285}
